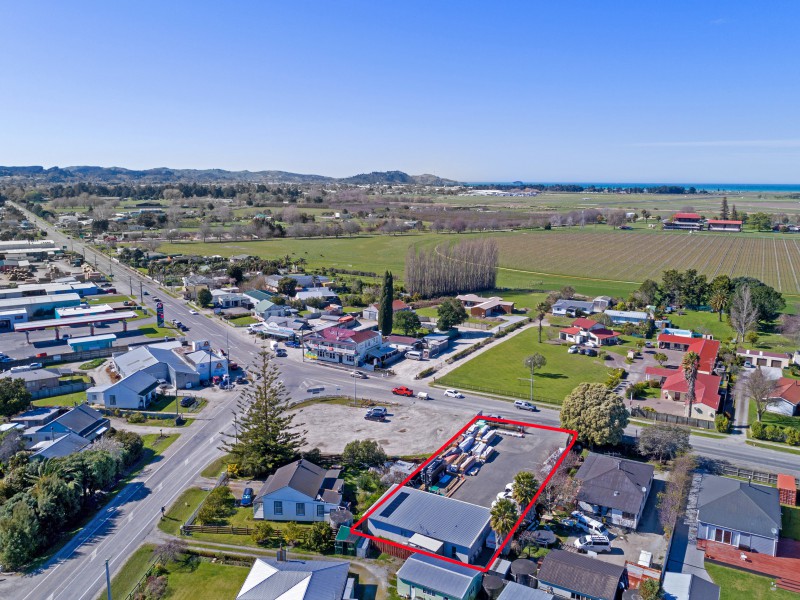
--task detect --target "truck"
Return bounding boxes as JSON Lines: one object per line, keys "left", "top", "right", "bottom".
{"left": 269, "top": 340, "right": 279, "bottom": 352}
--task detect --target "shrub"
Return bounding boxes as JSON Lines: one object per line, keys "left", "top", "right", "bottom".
{"left": 786, "top": 429, "right": 800, "bottom": 446}
{"left": 627, "top": 382, "right": 649, "bottom": 398}
{"left": 251, "top": 522, "right": 274, "bottom": 545}
{"left": 197, "top": 485, "right": 236, "bottom": 524}
{"left": 126, "top": 412, "right": 146, "bottom": 424}
{"left": 648, "top": 379, "right": 661, "bottom": 389}
{"left": 750, "top": 421, "right": 765, "bottom": 439}
{"left": 764, "top": 425, "right": 785, "bottom": 442}
{"left": 714, "top": 414, "right": 730, "bottom": 434}
{"left": 282, "top": 521, "right": 302, "bottom": 546}
{"left": 302, "top": 521, "right": 334, "bottom": 553}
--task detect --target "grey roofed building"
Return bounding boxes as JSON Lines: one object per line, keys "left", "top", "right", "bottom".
{"left": 497, "top": 582, "right": 554, "bottom": 600}
{"left": 662, "top": 572, "right": 721, "bottom": 600}
{"left": 0, "top": 368, "right": 60, "bottom": 383}
{"left": 11, "top": 406, "right": 61, "bottom": 427}
{"left": 113, "top": 341, "right": 200, "bottom": 389}
{"left": 236, "top": 557, "right": 350, "bottom": 600}
{"left": 366, "top": 485, "right": 492, "bottom": 563}
{"left": 396, "top": 554, "right": 482, "bottom": 599}
{"left": 552, "top": 298, "right": 596, "bottom": 315}
{"left": 696, "top": 474, "right": 782, "bottom": 555}
{"left": 256, "top": 459, "right": 342, "bottom": 502}
{"left": 52, "top": 404, "right": 108, "bottom": 439}
{"left": 296, "top": 287, "right": 338, "bottom": 302}
{"left": 537, "top": 549, "right": 626, "bottom": 600}
{"left": 265, "top": 273, "right": 330, "bottom": 291}
{"left": 575, "top": 453, "right": 654, "bottom": 529}
{"left": 31, "top": 432, "right": 91, "bottom": 460}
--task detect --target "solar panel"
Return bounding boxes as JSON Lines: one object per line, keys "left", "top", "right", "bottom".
{"left": 379, "top": 491, "right": 409, "bottom": 518}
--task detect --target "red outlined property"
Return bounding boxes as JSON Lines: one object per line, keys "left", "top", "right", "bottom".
{"left": 351, "top": 415, "right": 577, "bottom": 573}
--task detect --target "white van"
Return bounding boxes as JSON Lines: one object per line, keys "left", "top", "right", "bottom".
{"left": 571, "top": 511, "right": 609, "bottom": 536}
{"left": 574, "top": 534, "right": 612, "bottom": 553}
{"left": 416, "top": 391, "right": 430, "bottom": 401}
{"left": 10, "top": 365, "right": 32, "bottom": 373}
{"left": 405, "top": 350, "right": 423, "bottom": 360}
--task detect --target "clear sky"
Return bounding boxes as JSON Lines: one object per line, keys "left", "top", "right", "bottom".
{"left": 2, "top": 1, "right": 799, "bottom": 182}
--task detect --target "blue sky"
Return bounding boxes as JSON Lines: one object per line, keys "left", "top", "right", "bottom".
{"left": 1, "top": 1, "right": 799, "bottom": 182}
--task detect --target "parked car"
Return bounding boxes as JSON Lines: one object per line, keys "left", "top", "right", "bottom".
{"left": 350, "top": 370, "right": 367, "bottom": 379}
{"left": 180, "top": 396, "right": 195, "bottom": 408}
{"left": 240, "top": 487, "right": 254, "bottom": 507}
{"left": 574, "top": 534, "right": 612, "bottom": 553}
{"left": 644, "top": 341, "right": 653, "bottom": 348}
{"left": 584, "top": 341, "right": 597, "bottom": 348}
{"left": 365, "top": 407, "right": 387, "bottom": 421}
{"left": 444, "top": 389, "right": 464, "bottom": 398}
{"left": 585, "top": 348, "right": 598, "bottom": 357}
{"left": 189, "top": 309, "right": 198, "bottom": 315}
{"left": 571, "top": 511, "right": 609, "bottom": 536}
{"left": 514, "top": 400, "right": 536, "bottom": 411}
{"left": 235, "top": 376, "right": 246, "bottom": 384}
{"left": 578, "top": 348, "right": 587, "bottom": 355}
{"left": 143, "top": 290, "right": 149, "bottom": 295}
{"left": 416, "top": 391, "right": 430, "bottom": 400}
{"left": 744, "top": 361, "right": 753, "bottom": 368}
{"left": 228, "top": 362, "right": 239, "bottom": 370}
{"left": 35, "top": 353, "right": 47, "bottom": 358}
{"left": 275, "top": 349, "right": 287, "bottom": 357}
{"left": 285, "top": 341, "right": 300, "bottom": 348}
{"left": 568, "top": 345, "right": 579, "bottom": 354}
{"left": 392, "top": 386, "right": 414, "bottom": 397}
{"left": 28, "top": 362, "right": 43, "bottom": 369}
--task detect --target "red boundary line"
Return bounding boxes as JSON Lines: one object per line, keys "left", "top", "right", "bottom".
{"left": 350, "top": 414, "right": 577, "bottom": 572}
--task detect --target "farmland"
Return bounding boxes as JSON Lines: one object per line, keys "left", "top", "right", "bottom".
{"left": 159, "top": 227, "right": 800, "bottom": 296}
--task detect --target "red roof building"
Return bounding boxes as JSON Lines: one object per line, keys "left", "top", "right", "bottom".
{"left": 572, "top": 317, "right": 601, "bottom": 330}
{"left": 661, "top": 371, "right": 722, "bottom": 419}
{"left": 707, "top": 219, "right": 743, "bottom": 232}
{"left": 673, "top": 212, "right": 702, "bottom": 221}
{"left": 305, "top": 326, "right": 382, "bottom": 366}
{"left": 687, "top": 338, "right": 720, "bottom": 374}
{"left": 765, "top": 377, "right": 800, "bottom": 417}
{"left": 559, "top": 319, "right": 620, "bottom": 346}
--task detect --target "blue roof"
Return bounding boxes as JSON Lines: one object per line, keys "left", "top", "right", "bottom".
{"left": 397, "top": 554, "right": 479, "bottom": 598}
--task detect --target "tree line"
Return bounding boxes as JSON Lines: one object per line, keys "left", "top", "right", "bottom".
{"left": 405, "top": 238, "right": 498, "bottom": 298}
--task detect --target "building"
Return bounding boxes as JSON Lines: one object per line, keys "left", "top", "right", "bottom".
{"left": 183, "top": 348, "right": 229, "bottom": 383}
{"left": 764, "top": 377, "right": 800, "bottom": 416}
{"left": 55, "top": 304, "right": 114, "bottom": 319}
{"left": 696, "top": 474, "right": 782, "bottom": 556}
{"left": 67, "top": 333, "right": 118, "bottom": 352}
{"left": 552, "top": 299, "right": 595, "bottom": 316}
{"left": 30, "top": 431, "right": 92, "bottom": 460}
{"left": 661, "top": 573, "right": 721, "bottom": 600}
{"left": 706, "top": 219, "right": 743, "bottom": 232}
{"left": 181, "top": 274, "right": 218, "bottom": 300}
{"left": 395, "top": 554, "right": 482, "bottom": 600}
{"left": 456, "top": 294, "right": 514, "bottom": 318}
{"left": 366, "top": 485, "right": 492, "bottom": 564}
{"left": 559, "top": 318, "right": 621, "bottom": 346}
{"left": 384, "top": 335, "right": 424, "bottom": 352}
{"left": 211, "top": 288, "right": 248, "bottom": 308}
{"left": 0, "top": 307, "right": 28, "bottom": 331}
{"left": 22, "top": 404, "right": 108, "bottom": 446}
{"left": 497, "top": 583, "right": 554, "bottom": 600}
{"left": 663, "top": 212, "right": 703, "bottom": 230}
{"left": 0, "top": 281, "right": 98, "bottom": 299}
{"left": 537, "top": 550, "right": 627, "bottom": 600}
{"left": 304, "top": 327, "right": 382, "bottom": 366}
{"left": 604, "top": 309, "right": 649, "bottom": 325}
{"left": 242, "top": 289, "right": 274, "bottom": 304}
{"left": 0, "top": 368, "right": 61, "bottom": 393}
{"left": 0, "top": 293, "right": 81, "bottom": 320}
{"left": 737, "top": 348, "right": 791, "bottom": 369}
{"left": 362, "top": 299, "right": 411, "bottom": 321}
{"left": 253, "top": 299, "right": 288, "bottom": 320}
{"left": 11, "top": 406, "right": 61, "bottom": 428}
{"left": 296, "top": 287, "right": 339, "bottom": 303}
{"left": 657, "top": 336, "right": 720, "bottom": 374}
{"left": 264, "top": 273, "right": 329, "bottom": 292}
{"left": 236, "top": 556, "right": 352, "bottom": 600}
{"left": 660, "top": 371, "right": 723, "bottom": 420}
{"left": 575, "top": 453, "right": 654, "bottom": 529}
{"left": 253, "top": 459, "right": 344, "bottom": 522}
{"left": 87, "top": 371, "right": 160, "bottom": 410}
{"left": 113, "top": 342, "right": 201, "bottom": 389}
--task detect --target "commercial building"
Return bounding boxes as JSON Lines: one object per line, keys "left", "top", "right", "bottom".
{"left": 0, "top": 293, "right": 81, "bottom": 320}
{"left": 67, "top": 333, "right": 117, "bottom": 352}
{"left": 304, "top": 327, "right": 382, "bottom": 367}
{"left": 113, "top": 341, "right": 207, "bottom": 389}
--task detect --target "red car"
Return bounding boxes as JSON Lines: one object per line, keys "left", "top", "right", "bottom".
{"left": 392, "top": 386, "right": 414, "bottom": 397}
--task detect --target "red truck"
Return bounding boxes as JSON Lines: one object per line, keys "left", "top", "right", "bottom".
{"left": 392, "top": 386, "right": 413, "bottom": 397}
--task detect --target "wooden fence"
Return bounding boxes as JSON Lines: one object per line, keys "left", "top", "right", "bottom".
{"left": 717, "top": 464, "right": 797, "bottom": 487}
{"left": 182, "top": 524, "right": 253, "bottom": 535}
{"left": 630, "top": 407, "right": 716, "bottom": 430}
{"left": 30, "top": 381, "right": 88, "bottom": 400}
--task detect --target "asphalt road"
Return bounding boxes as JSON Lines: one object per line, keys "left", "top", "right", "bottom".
{"left": 3, "top": 204, "right": 799, "bottom": 600}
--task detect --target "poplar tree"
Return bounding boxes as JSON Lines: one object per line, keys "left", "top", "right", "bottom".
{"left": 378, "top": 271, "right": 394, "bottom": 335}
{"left": 222, "top": 351, "right": 306, "bottom": 478}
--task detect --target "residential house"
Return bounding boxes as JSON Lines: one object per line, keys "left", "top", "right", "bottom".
{"left": 552, "top": 299, "right": 595, "bottom": 316}
{"left": 23, "top": 404, "right": 108, "bottom": 446}
{"left": 604, "top": 309, "right": 650, "bottom": 325}
{"left": 253, "top": 459, "right": 344, "bottom": 522}
{"left": 559, "top": 318, "right": 621, "bottom": 346}
{"left": 497, "top": 583, "right": 554, "bottom": 600}
{"left": 296, "top": 287, "right": 339, "bottom": 304}
{"left": 253, "top": 299, "right": 288, "bottom": 320}
{"left": 304, "top": 326, "right": 382, "bottom": 367}
{"left": 86, "top": 371, "right": 160, "bottom": 410}
{"left": 575, "top": 453, "right": 654, "bottom": 529}
{"left": 211, "top": 288, "right": 247, "bottom": 308}
{"left": 395, "top": 554, "right": 482, "bottom": 600}
{"left": 696, "top": 474, "right": 782, "bottom": 556}
{"left": 181, "top": 274, "right": 218, "bottom": 300}
{"left": 659, "top": 370, "right": 723, "bottom": 420}
{"left": 113, "top": 341, "right": 201, "bottom": 389}
{"left": 764, "top": 377, "right": 800, "bottom": 416}
{"left": 385, "top": 335, "right": 424, "bottom": 352}
{"left": 11, "top": 407, "right": 61, "bottom": 428}
{"left": 0, "top": 368, "right": 61, "bottom": 393}
{"left": 258, "top": 315, "right": 311, "bottom": 340}
{"left": 236, "top": 556, "right": 352, "bottom": 600}
{"left": 362, "top": 299, "right": 411, "bottom": 321}
{"left": 456, "top": 294, "right": 514, "bottom": 318}
{"left": 663, "top": 212, "right": 703, "bottom": 230}
{"left": 264, "top": 273, "right": 329, "bottom": 293}
{"left": 661, "top": 573, "right": 721, "bottom": 600}
{"left": 706, "top": 220, "right": 742, "bottom": 232}
{"left": 365, "top": 485, "right": 492, "bottom": 564}
{"left": 737, "top": 348, "right": 791, "bottom": 369}
{"left": 30, "top": 431, "right": 91, "bottom": 460}
{"left": 657, "top": 337, "right": 720, "bottom": 374}
{"left": 537, "top": 550, "right": 627, "bottom": 600}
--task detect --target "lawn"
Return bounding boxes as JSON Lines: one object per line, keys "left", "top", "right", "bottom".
{"left": 228, "top": 315, "right": 258, "bottom": 326}
{"left": 200, "top": 454, "right": 233, "bottom": 478}
{"left": 782, "top": 505, "right": 800, "bottom": 541}
{"left": 706, "top": 562, "right": 798, "bottom": 600}
{"left": 100, "top": 543, "right": 156, "bottom": 600}
{"left": 78, "top": 358, "right": 107, "bottom": 370}
{"left": 159, "top": 487, "right": 210, "bottom": 535}
{"left": 87, "top": 294, "right": 133, "bottom": 305}
{"left": 33, "top": 390, "right": 87, "bottom": 407}
{"left": 415, "top": 306, "right": 439, "bottom": 318}
{"left": 138, "top": 324, "right": 180, "bottom": 338}
{"left": 668, "top": 310, "right": 736, "bottom": 342}
{"left": 438, "top": 328, "right": 611, "bottom": 404}
{"left": 747, "top": 398, "right": 800, "bottom": 432}
{"left": 128, "top": 416, "right": 195, "bottom": 428}
{"left": 163, "top": 558, "right": 250, "bottom": 600}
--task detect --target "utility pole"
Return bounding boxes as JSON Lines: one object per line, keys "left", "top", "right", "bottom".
{"left": 105, "top": 559, "right": 112, "bottom": 600}
{"left": 139, "top": 280, "right": 144, "bottom": 304}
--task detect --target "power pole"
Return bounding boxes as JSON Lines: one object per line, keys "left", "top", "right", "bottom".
{"left": 105, "top": 559, "right": 112, "bottom": 600}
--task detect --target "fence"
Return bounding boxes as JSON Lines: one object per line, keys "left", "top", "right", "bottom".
{"left": 183, "top": 471, "right": 229, "bottom": 529}
{"left": 1, "top": 346, "right": 127, "bottom": 370}
{"left": 182, "top": 524, "right": 253, "bottom": 535}
{"left": 30, "top": 380, "right": 88, "bottom": 400}
{"left": 434, "top": 382, "right": 563, "bottom": 406}
{"left": 717, "top": 464, "right": 796, "bottom": 487}
{"left": 630, "top": 407, "right": 715, "bottom": 430}
{"left": 124, "top": 561, "right": 158, "bottom": 600}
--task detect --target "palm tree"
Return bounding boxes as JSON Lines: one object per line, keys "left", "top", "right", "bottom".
{"left": 490, "top": 498, "right": 519, "bottom": 555}
{"left": 511, "top": 471, "right": 538, "bottom": 512}
{"left": 709, "top": 289, "right": 728, "bottom": 322}
{"left": 523, "top": 353, "right": 547, "bottom": 404}
{"left": 682, "top": 351, "right": 700, "bottom": 417}
{"left": 535, "top": 302, "right": 549, "bottom": 343}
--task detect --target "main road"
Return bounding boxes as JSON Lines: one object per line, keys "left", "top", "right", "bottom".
{"left": 2, "top": 204, "right": 798, "bottom": 600}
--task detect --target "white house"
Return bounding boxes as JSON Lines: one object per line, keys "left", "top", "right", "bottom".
{"left": 604, "top": 309, "right": 650, "bottom": 325}
{"left": 765, "top": 377, "right": 800, "bottom": 417}
{"left": 87, "top": 371, "right": 160, "bottom": 410}
{"left": 253, "top": 459, "right": 344, "bottom": 522}
{"left": 211, "top": 289, "right": 247, "bottom": 308}
{"left": 304, "top": 327, "right": 382, "bottom": 366}
{"left": 253, "top": 299, "right": 288, "bottom": 320}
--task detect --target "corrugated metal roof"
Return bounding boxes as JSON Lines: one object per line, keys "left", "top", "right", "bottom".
{"left": 576, "top": 453, "right": 653, "bottom": 516}
{"left": 697, "top": 475, "right": 781, "bottom": 539}
{"left": 236, "top": 557, "right": 349, "bottom": 600}
{"left": 396, "top": 554, "right": 479, "bottom": 598}
{"left": 538, "top": 550, "right": 625, "bottom": 600}
{"left": 497, "top": 582, "right": 554, "bottom": 600}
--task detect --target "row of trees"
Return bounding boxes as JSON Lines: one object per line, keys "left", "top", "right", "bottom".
{"left": 405, "top": 238, "right": 498, "bottom": 298}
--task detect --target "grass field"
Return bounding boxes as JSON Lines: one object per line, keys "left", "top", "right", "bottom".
{"left": 228, "top": 315, "right": 258, "bottom": 326}
{"left": 783, "top": 505, "right": 800, "bottom": 541}
{"left": 438, "top": 327, "right": 611, "bottom": 403}
{"left": 33, "top": 390, "right": 87, "bottom": 407}
{"left": 163, "top": 558, "right": 250, "bottom": 600}
{"left": 706, "top": 562, "right": 797, "bottom": 600}
{"left": 748, "top": 399, "right": 800, "bottom": 433}
{"left": 159, "top": 487, "right": 210, "bottom": 535}
{"left": 101, "top": 544, "right": 156, "bottom": 600}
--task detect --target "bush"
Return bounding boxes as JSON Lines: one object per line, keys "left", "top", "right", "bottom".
{"left": 648, "top": 379, "right": 661, "bottom": 389}
{"left": 786, "top": 429, "right": 800, "bottom": 446}
{"left": 251, "top": 522, "right": 274, "bottom": 545}
{"left": 197, "top": 485, "right": 236, "bottom": 524}
{"left": 750, "top": 421, "right": 765, "bottom": 439}
{"left": 627, "top": 382, "right": 649, "bottom": 398}
{"left": 714, "top": 414, "right": 730, "bottom": 434}
{"left": 302, "top": 521, "right": 334, "bottom": 553}
{"left": 282, "top": 521, "right": 302, "bottom": 546}
{"left": 342, "top": 440, "right": 387, "bottom": 468}
{"left": 126, "top": 412, "right": 146, "bottom": 424}
{"left": 764, "top": 425, "right": 785, "bottom": 442}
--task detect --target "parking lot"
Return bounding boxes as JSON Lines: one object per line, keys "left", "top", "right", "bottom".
{"left": 449, "top": 424, "right": 569, "bottom": 508}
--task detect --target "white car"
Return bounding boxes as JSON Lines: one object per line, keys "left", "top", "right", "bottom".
{"left": 350, "top": 370, "right": 367, "bottom": 379}
{"left": 189, "top": 309, "right": 199, "bottom": 315}
{"left": 584, "top": 341, "right": 597, "bottom": 348}
{"left": 444, "top": 389, "right": 464, "bottom": 398}
{"left": 568, "top": 345, "right": 579, "bottom": 354}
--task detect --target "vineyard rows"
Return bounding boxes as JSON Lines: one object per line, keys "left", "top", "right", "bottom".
{"left": 496, "top": 231, "right": 800, "bottom": 294}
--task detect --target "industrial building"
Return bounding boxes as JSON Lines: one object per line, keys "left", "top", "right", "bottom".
{"left": 0, "top": 293, "right": 81, "bottom": 322}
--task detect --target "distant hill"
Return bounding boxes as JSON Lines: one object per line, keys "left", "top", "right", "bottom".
{"left": 0, "top": 165, "right": 459, "bottom": 186}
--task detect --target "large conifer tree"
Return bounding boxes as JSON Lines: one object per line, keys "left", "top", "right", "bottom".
{"left": 378, "top": 271, "right": 394, "bottom": 336}
{"left": 222, "top": 351, "right": 306, "bottom": 478}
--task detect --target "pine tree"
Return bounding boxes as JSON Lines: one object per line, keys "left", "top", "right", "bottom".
{"left": 731, "top": 204, "right": 739, "bottom": 220}
{"left": 378, "top": 271, "right": 394, "bottom": 336}
{"left": 720, "top": 196, "right": 729, "bottom": 220}
{"left": 222, "top": 351, "right": 306, "bottom": 478}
